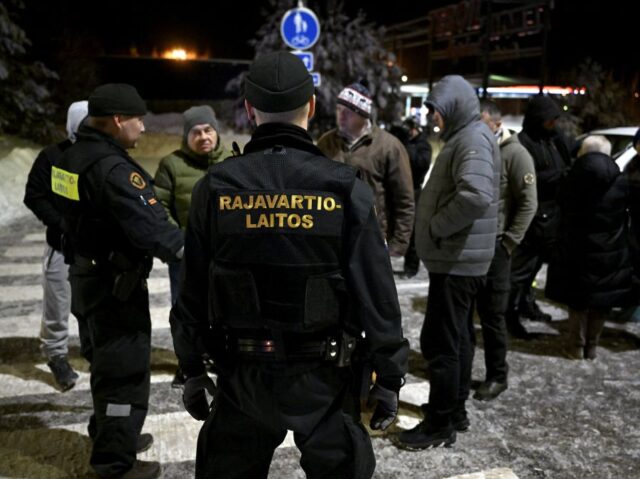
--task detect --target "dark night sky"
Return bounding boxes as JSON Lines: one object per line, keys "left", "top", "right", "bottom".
{"left": 19, "top": 1, "right": 640, "bottom": 81}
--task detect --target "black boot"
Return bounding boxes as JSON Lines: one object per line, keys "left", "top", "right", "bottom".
{"left": 47, "top": 355, "right": 79, "bottom": 391}
{"left": 520, "top": 300, "right": 551, "bottom": 322}
{"left": 506, "top": 312, "right": 530, "bottom": 339}
{"left": 171, "top": 367, "right": 186, "bottom": 389}
{"left": 396, "top": 409, "right": 456, "bottom": 450}
{"left": 100, "top": 460, "right": 160, "bottom": 479}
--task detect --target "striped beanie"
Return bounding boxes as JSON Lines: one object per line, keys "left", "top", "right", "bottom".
{"left": 337, "top": 82, "right": 373, "bottom": 119}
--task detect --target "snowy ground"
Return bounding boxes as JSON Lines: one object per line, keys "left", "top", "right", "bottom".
{"left": 1, "top": 215, "right": 639, "bottom": 479}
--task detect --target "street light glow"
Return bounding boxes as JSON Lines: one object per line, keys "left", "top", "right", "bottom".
{"left": 162, "top": 48, "right": 196, "bottom": 61}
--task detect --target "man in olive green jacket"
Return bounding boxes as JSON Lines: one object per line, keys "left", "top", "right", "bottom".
{"left": 155, "top": 105, "right": 231, "bottom": 387}
{"left": 474, "top": 100, "right": 537, "bottom": 402}
{"left": 155, "top": 106, "right": 230, "bottom": 243}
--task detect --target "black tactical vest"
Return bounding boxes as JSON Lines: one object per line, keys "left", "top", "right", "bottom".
{"left": 53, "top": 132, "right": 144, "bottom": 261}
{"left": 207, "top": 145, "right": 357, "bottom": 335}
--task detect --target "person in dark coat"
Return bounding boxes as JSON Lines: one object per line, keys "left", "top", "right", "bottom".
{"left": 507, "top": 95, "right": 572, "bottom": 334}
{"left": 53, "top": 84, "right": 184, "bottom": 479}
{"left": 401, "top": 118, "right": 432, "bottom": 277}
{"left": 549, "top": 135, "right": 632, "bottom": 359}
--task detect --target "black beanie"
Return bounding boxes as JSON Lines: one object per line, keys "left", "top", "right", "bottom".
{"left": 183, "top": 105, "right": 219, "bottom": 139}
{"left": 526, "top": 95, "right": 562, "bottom": 123}
{"left": 244, "top": 51, "right": 315, "bottom": 113}
{"left": 88, "top": 83, "right": 147, "bottom": 117}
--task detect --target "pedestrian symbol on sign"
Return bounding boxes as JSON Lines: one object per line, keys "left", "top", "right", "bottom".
{"left": 291, "top": 51, "right": 314, "bottom": 71}
{"left": 294, "top": 12, "right": 307, "bottom": 34}
{"left": 281, "top": 7, "right": 320, "bottom": 50}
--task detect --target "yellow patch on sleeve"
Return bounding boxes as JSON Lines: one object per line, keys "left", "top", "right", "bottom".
{"left": 51, "top": 166, "right": 80, "bottom": 201}
{"left": 129, "top": 172, "right": 147, "bottom": 190}
{"left": 148, "top": 197, "right": 157, "bottom": 205}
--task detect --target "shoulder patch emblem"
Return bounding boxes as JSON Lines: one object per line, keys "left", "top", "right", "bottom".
{"left": 523, "top": 172, "right": 535, "bottom": 185}
{"left": 129, "top": 172, "right": 146, "bottom": 190}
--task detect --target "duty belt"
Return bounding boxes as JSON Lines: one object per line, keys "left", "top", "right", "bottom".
{"left": 231, "top": 332, "right": 357, "bottom": 366}
{"left": 73, "top": 255, "right": 102, "bottom": 269}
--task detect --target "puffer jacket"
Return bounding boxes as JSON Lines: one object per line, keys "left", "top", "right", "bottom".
{"left": 317, "top": 125, "right": 414, "bottom": 255}
{"left": 154, "top": 142, "right": 231, "bottom": 230}
{"left": 547, "top": 151, "right": 632, "bottom": 308}
{"left": 415, "top": 75, "right": 501, "bottom": 276}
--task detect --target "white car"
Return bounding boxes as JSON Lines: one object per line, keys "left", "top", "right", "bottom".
{"left": 581, "top": 127, "right": 638, "bottom": 171}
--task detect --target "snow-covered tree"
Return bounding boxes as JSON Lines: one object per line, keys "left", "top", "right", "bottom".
{"left": 0, "top": 0, "right": 58, "bottom": 142}
{"left": 226, "top": 0, "right": 404, "bottom": 135}
{"left": 563, "top": 58, "right": 628, "bottom": 133}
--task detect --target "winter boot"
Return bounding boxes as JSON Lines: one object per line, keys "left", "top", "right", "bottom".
{"left": 47, "top": 355, "right": 79, "bottom": 391}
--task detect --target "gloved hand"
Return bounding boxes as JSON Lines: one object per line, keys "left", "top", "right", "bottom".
{"left": 183, "top": 373, "right": 216, "bottom": 421}
{"left": 367, "top": 383, "right": 399, "bottom": 431}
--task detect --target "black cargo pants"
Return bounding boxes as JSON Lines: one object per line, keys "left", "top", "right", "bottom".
{"left": 70, "top": 264, "right": 151, "bottom": 478}
{"left": 195, "top": 363, "right": 375, "bottom": 479}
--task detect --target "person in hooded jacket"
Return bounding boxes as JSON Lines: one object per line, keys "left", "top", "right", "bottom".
{"left": 396, "top": 75, "right": 500, "bottom": 450}
{"left": 506, "top": 95, "right": 572, "bottom": 335}
{"left": 24, "top": 100, "right": 88, "bottom": 391}
{"left": 548, "top": 136, "right": 632, "bottom": 359}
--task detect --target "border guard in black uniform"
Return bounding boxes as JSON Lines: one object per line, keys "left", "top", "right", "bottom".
{"left": 170, "top": 51, "right": 409, "bottom": 478}
{"left": 53, "top": 84, "right": 184, "bottom": 479}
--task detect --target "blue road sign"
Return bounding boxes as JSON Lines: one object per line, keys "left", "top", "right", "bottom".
{"left": 291, "top": 51, "right": 314, "bottom": 71}
{"left": 311, "top": 73, "right": 321, "bottom": 87}
{"left": 281, "top": 7, "right": 320, "bottom": 50}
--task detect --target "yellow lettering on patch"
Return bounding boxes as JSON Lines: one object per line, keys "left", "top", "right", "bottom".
{"left": 219, "top": 196, "right": 231, "bottom": 210}
{"left": 231, "top": 196, "right": 244, "bottom": 210}
{"left": 302, "top": 214, "right": 313, "bottom": 229}
{"left": 243, "top": 195, "right": 254, "bottom": 209}
{"left": 291, "top": 195, "right": 303, "bottom": 209}
{"left": 254, "top": 195, "right": 267, "bottom": 209}
{"left": 51, "top": 166, "right": 80, "bottom": 201}
{"left": 276, "top": 195, "right": 290, "bottom": 209}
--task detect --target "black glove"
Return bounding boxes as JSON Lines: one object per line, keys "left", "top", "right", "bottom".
{"left": 183, "top": 373, "right": 216, "bottom": 421}
{"left": 367, "top": 383, "right": 398, "bottom": 431}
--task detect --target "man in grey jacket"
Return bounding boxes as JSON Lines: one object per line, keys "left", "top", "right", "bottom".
{"left": 396, "top": 76, "right": 500, "bottom": 450}
{"left": 474, "top": 100, "right": 537, "bottom": 401}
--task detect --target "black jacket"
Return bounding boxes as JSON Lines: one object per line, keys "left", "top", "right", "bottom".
{"left": 170, "top": 122, "right": 409, "bottom": 387}
{"left": 24, "top": 140, "right": 73, "bottom": 251}
{"left": 547, "top": 152, "right": 632, "bottom": 308}
{"left": 517, "top": 107, "right": 571, "bottom": 246}
{"left": 626, "top": 155, "right": 640, "bottom": 276}
{"left": 405, "top": 131, "right": 432, "bottom": 190}
{"left": 55, "top": 125, "right": 183, "bottom": 264}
